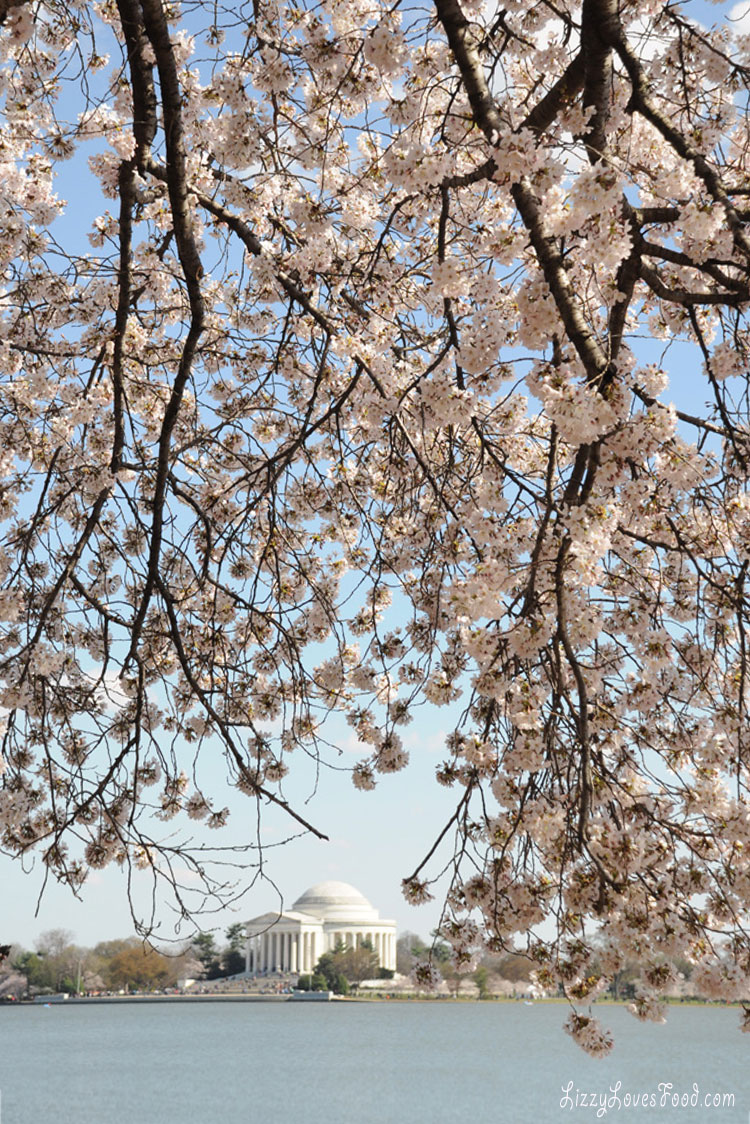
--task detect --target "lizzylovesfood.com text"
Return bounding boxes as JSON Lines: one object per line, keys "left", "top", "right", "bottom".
{"left": 560, "top": 1081, "right": 736, "bottom": 1117}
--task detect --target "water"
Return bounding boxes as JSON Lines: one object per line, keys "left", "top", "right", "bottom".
{"left": 0, "top": 1000, "right": 747, "bottom": 1124}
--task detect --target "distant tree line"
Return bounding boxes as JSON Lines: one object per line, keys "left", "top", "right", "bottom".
{"left": 0, "top": 926, "right": 698, "bottom": 1001}
{"left": 394, "top": 932, "right": 696, "bottom": 1002}
{"left": 1, "top": 925, "right": 249, "bottom": 997}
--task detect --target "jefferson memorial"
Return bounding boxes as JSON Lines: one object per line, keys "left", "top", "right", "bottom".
{"left": 244, "top": 881, "right": 397, "bottom": 974}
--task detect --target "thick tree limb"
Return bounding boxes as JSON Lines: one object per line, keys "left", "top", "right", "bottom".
{"left": 581, "top": 0, "right": 613, "bottom": 163}
{"left": 125, "top": 0, "right": 206, "bottom": 667}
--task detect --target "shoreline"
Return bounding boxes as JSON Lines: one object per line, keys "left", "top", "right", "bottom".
{"left": 0, "top": 992, "right": 745, "bottom": 1008}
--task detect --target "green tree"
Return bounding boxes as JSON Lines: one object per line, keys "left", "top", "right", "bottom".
{"left": 225, "top": 923, "right": 246, "bottom": 950}
{"left": 312, "top": 949, "right": 350, "bottom": 994}
{"left": 192, "top": 932, "right": 222, "bottom": 979}
{"left": 335, "top": 940, "right": 379, "bottom": 990}
{"left": 313, "top": 951, "right": 338, "bottom": 990}
{"left": 12, "top": 932, "right": 89, "bottom": 995}
{"left": 312, "top": 940, "right": 377, "bottom": 991}
{"left": 13, "top": 951, "right": 54, "bottom": 994}
{"left": 222, "top": 924, "right": 247, "bottom": 976}
{"left": 473, "top": 966, "right": 490, "bottom": 1000}
{"left": 431, "top": 939, "right": 452, "bottom": 965}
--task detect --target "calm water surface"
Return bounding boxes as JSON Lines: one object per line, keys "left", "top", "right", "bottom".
{"left": 0, "top": 1000, "right": 747, "bottom": 1124}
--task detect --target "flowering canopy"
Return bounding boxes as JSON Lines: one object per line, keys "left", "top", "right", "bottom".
{"left": 1, "top": 0, "right": 750, "bottom": 1049}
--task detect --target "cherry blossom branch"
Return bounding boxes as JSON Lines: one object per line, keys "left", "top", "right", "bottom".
{"left": 598, "top": 0, "right": 750, "bottom": 263}
{"left": 432, "top": 0, "right": 613, "bottom": 389}
{"left": 112, "top": 0, "right": 157, "bottom": 475}
{"left": 402, "top": 785, "right": 473, "bottom": 887}
{"left": 554, "top": 540, "right": 593, "bottom": 848}
{"left": 632, "top": 388, "right": 728, "bottom": 438}
{"left": 125, "top": 0, "right": 207, "bottom": 668}
{"left": 158, "top": 579, "right": 330, "bottom": 841}
{"left": 639, "top": 261, "right": 749, "bottom": 306}
{"left": 640, "top": 240, "right": 749, "bottom": 295}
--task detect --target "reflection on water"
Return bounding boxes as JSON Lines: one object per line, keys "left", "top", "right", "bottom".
{"left": 0, "top": 1000, "right": 746, "bottom": 1124}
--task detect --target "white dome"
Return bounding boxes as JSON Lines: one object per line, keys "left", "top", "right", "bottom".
{"left": 292, "top": 880, "right": 379, "bottom": 922}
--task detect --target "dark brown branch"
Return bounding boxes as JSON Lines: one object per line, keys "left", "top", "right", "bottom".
{"left": 597, "top": 4, "right": 750, "bottom": 262}
{"left": 581, "top": 0, "right": 613, "bottom": 162}
{"left": 640, "top": 240, "right": 749, "bottom": 294}
{"left": 555, "top": 539, "right": 592, "bottom": 848}
{"left": 126, "top": 0, "right": 206, "bottom": 667}
{"left": 402, "top": 786, "right": 472, "bottom": 885}
{"left": 633, "top": 386, "right": 728, "bottom": 438}
{"left": 433, "top": 0, "right": 612, "bottom": 387}
{"left": 148, "top": 158, "right": 334, "bottom": 333}
{"left": 633, "top": 206, "right": 681, "bottom": 225}
{"left": 158, "top": 580, "right": 330, "bottom": 841}
{"left": 116, "top": 0, "right": 157, "bottom": 162}
{"left": 639, "top": 261, "right": 747, "bottom": 306}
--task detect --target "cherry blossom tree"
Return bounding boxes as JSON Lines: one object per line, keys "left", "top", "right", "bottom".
{"left": 1, "top": 0, "right": 750, "bottom": 1051}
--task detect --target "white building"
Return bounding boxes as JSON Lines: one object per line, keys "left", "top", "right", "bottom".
{"left": 245, "top": 880, "right": 397, "bottom": 974}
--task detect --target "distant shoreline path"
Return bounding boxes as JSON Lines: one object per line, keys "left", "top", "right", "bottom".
{"left": 6, "top": 993, "right": 293, "bottom": 1005}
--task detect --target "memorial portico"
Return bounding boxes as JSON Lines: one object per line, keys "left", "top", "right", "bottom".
{"left": 245, "top": 881, "right": 397, "bottom": 974}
